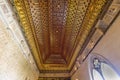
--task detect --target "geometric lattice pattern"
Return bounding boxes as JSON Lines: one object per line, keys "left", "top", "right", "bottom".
{"left": 13, "top": 0, "right": 108, "bottom": 72}
{"left": 28, "top": 0, "right": 90, "bottom": 64}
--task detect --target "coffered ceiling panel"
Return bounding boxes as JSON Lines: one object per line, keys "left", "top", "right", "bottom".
{"left": 11, "top": 0, "right": 109, "bottom": 72}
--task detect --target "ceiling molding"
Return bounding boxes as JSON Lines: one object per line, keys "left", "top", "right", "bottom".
{"left": 11, "top": 0, "right": 109, "bottom": 73}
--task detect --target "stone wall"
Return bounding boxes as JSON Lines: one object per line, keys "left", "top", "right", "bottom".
{"left": 0, "top": 0, "right": 39, "bottom": 80}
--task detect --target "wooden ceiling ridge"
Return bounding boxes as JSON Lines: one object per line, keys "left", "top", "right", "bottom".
{"left": 12, "top": 0, "right": 109, "bottom": 72}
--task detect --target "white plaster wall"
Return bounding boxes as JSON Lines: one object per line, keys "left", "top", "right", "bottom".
{"left": 71, "top": 11, "right": 120, "bottom": 80}
{"left": 92, "top": 14, "right": 120, "bottom": 73}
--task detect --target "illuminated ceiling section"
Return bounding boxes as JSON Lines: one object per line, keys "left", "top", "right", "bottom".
{"left": 12, "top": 0, "right": 108, "bottom": 72}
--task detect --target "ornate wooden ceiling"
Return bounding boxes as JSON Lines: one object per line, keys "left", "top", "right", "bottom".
{"left": 12, "top": 0, "right": 108, "bottom": 72}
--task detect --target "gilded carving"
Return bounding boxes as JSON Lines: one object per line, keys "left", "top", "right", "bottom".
{"left": 12, "top": 0, "right": 108, "bottom": 72}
